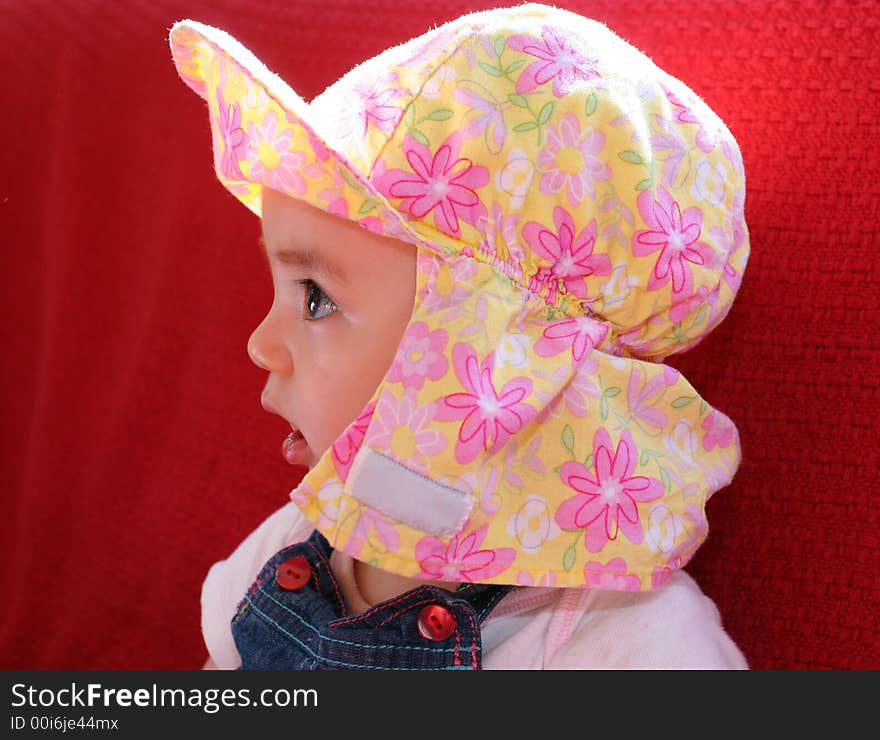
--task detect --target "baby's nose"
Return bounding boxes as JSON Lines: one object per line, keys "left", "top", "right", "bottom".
{"left": 247, "top": 316, "right": 293, "bottom": 376}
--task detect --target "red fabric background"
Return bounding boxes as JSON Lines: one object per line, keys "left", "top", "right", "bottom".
{"left": 1, "top": 0, "right": 877, "bottom": 670}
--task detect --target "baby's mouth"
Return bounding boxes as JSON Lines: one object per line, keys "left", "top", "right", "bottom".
{"left": 282, "top": 429, "right": 311, "bottom": 467}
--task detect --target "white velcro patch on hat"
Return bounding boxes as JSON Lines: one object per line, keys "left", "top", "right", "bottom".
{"left": 347, "top": 449, "right": 473, "bottom": 536}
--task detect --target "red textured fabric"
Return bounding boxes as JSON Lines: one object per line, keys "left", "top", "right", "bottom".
{"left": 1, "top": 0, "right": 877, "bottom": 670}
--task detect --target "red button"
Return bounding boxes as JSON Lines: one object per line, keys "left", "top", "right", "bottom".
{"left": 275, "top": 556, "right": 311, "bottom": 591}
{"left": 417, "top": 604, "right": 456, "bottom": 641}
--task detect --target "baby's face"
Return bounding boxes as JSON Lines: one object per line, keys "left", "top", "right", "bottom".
{"left": 250, "top": 187, "right": 417, "bottom": 469}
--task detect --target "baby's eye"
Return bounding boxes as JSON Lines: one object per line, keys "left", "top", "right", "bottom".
{"left": 300, "top": 279, "right": 338, "bottom": 320}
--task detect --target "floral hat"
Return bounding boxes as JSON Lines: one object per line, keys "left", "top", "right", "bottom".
{"left": 170, "top": 3, "right": 749, "bottom": 591}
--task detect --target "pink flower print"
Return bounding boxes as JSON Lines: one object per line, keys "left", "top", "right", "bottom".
{"left": 516, "top": 571, "right": 557, "bottom": 587}
{"left": 721, "top": 139, "right": 745, "bottom": 179}
{"left": 457, "top": 292, "right": 488, "bottom": 342}
{"left": 627, "top": 364, "right": 677, "bottom": 433}
{"left": 664, "top": 504, "right": 709, "bottom": 570}
{"left": 584, "top": 558, "right": 642, "bottom": 591}
{"left": 388, "top": 322, "right": 449, "bottom": 391}
{"left": 331, "top": 402, "right": 376, "bottom": 480}
{"left": 534, "top": 359, "right": 601, "bottom": 421}
{"left": 701, "top": 410, "right": 735, "bottom": 451}
{"left": 337, "top": 80, "right": 403, "bottom": 140}
{"left": 651, "top": 116, "right": 689, "bottom": 189}
{"left": 215, "top": 86, "right": 246, "bottom": 179}
{"left": 497, "top": 148, "right": 535, "bottom": 211}
{"left": 475, "top": 466, "right": 502, "bottom": 516}
{"left": 455, "top": 82, "right": 506, "bottom": 155}
{"left": 506, "top": 495, "right": 561, "bottom": 553}
{"left": 669, "top": 283, "right": 715, "bottom": 326}
{"left": 633, "top": 187, "right": 712, "bottom": 299}
{"left": 420, "top": 63, "right": 455, "bottom": 99}
{"left": 523, "top": 206, "right": 612, "bottom": 303}
{"left": 651, "top": 566, "right": 673, "bottom": 588}
{"left": 373, "top": 132, "right": 489, "bottom": 238}
{"left": 307, "top": 130, "right": 332, "bottom": 162}
{"left": 705, "top": 461, "right": 736, "bottom": 493}
{"left": 535, "top": 316, "right": 609, "bottom": 363}
{"left": 290, "top": 481, "right": 310, "bottom": 509}
{"left": 508, "top": 28, "right": 601, "bottom": 97}
{"left": 315, "top": 479, "right": 345, "bottom": 531}
{"left": 645, "top": 503, "right": 686, "bottom": 555}
{"left": 663, "top": 419, "right": 699, "bottom": 474}
{"left": 435, "top": 343, "right": 536, "bottom": 465}
{"left": 358, "top": 215, "right": 387, "bottom": 235}
{"left": 555, "top": 428, "right": 664, "bottom": 552}
{"left": 712, "top": 190, "right": 747, "bottom": 294}
{"left": 416, "top": 523, "right": 516, "bottom": 581}
{"left": 692, "top": 157, "right": 728, "bottom": 206}
{"left": 318, "top": 189, "right": 349, "bottom": 219}
{"left": 501, "top": 434, "right": 545, "bottom": 491}
{"left": 480, "top": 203, "right": 525, "bottom": 281}
{"left": 310, "top": 165, "right": 348, "bottom": 214}
{"left": 417, "top": 253, "right": 478, "bottom": 320}
{"left": 368, "top": 391, "right": 446, "bottom": 474}
{"left": 495, "top": 333, "right": 531, "bottom": 369}
{"left": 348, "top": 506, "right": 400, "bottom": 558}
{"left": 399, "top": 27, "right": 458, "bottom": 69}
{"left": 601, "top": 263, "right": 639, "bottom": 309}
{"left": 538, "top": 113, "right": 611, "bottom": 206}
{"left": 246, "top": 111, "right": 307, "bottom": 195}
{"left": 598, "top": 193, "right": 636, "bottom": 250}
{"left": 661, "top": 84, "right": 721, "bottom": 153}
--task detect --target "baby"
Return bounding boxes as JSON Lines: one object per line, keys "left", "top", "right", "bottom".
{"left": 170, "top": 2, "right": 749, "bottom": 669}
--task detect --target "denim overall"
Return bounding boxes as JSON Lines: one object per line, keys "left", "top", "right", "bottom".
{"left": 231, "top": 530, "right": 512, "bottom": 670}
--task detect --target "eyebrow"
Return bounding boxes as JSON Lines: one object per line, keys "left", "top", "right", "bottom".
{"left": 258, "top": 235, "right": 347, "bottom": 283}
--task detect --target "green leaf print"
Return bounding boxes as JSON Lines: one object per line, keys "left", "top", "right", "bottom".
{"left": 690, "top": 304, "right": 707, "bottom": 330}
{"left": 562, "top": 424, "right": 575, "bottom": 455}
{"left": 493, "top": 36, "right": 506, "bottom": 57}
{"left": 640, "top": 448, "right": 662, "bottom": 466}
{"left": 409, "top": 128, "right": 429, "bottom": 147}
{"left": 635, "top": 178, "right": 653, "bottom": 191}
{"left": 479, "top": 61, "right": 504, "bottom": 77}
{"left": 537, "top": 101, "right": 555, "bottom": 124}
{"left": 671, "top": 396, "right": 696, "bottom": 408}
{"left": 585, "top": 91, "right": 598, "bottom": 116}
{"left": 514, "top": 121, "right": 538, "bottom": 132}
{"left": 504, "top": 59, "right": 526, "bottom": 74}
{"left": 619, "top": 150, "right": 645, "bottom": 165}
{"left": 659, "top": 466, "right": 671, "bottom": 492}
{"left": 426, "top": 108, "right": 454, "bottom": 122}
{"left": 508, "top": 93, "right": 530, "bottom": 108}
{"left": 599, "top": 386, "right": 620, "bottom": 421}
{"left": 563, "top": 544, "right": 576, "bottom": 572}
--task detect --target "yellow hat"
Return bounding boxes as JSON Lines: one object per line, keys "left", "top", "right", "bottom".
{"left": 170, "top": 3, "right": 749, "bottom": 590}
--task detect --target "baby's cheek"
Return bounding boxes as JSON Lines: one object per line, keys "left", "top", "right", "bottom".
{"left": 303, "top": 316, "right": 404, "bottom": 451}
{"left": 306, "top": 362, "right": 372, "bottom": 450}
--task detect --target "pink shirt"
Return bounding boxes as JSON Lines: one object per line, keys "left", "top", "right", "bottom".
{"left": 202, "top": 502, "right": 748, "bottom": 670}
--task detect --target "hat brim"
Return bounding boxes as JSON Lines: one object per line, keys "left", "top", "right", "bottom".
{"left": 169, "top": 20, "right": 420, "bottom": 244}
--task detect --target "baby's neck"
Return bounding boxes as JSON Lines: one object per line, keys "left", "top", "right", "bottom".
{"left": 332, "top": 552, "right": 457, "bottom": 612}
